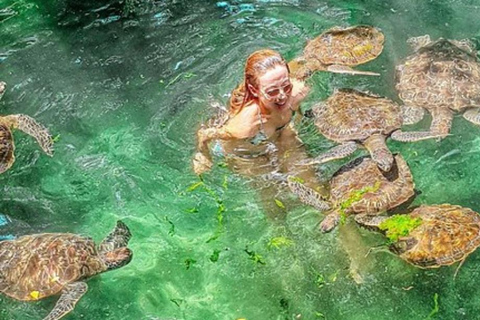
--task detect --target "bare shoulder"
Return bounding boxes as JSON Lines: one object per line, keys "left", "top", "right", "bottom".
{"left": 224, "top": 104, "right": 260, "bottom": 139}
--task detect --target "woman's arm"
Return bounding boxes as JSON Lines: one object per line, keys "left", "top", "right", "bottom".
{"left": 193, "top": 126, "right": 231, "bottom": 175}
{"left": 193, "top": 106, "right": 261, "bottom": 175}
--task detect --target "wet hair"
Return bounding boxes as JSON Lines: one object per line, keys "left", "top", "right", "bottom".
{"left": 229, "top": 49, "right": 289, "bottom": 115}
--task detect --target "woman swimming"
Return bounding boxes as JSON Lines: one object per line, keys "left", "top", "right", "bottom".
{"left": 193, "top": 49, "right": 311, "bottom": 177}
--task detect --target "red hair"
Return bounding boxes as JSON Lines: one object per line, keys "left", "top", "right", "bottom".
{"left": 229, "top": 49, "right": 288, "bottom": 115}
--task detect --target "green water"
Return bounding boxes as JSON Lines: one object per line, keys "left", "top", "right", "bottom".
{"left": 2, "top": 0, "right": 480, "bottom": 319}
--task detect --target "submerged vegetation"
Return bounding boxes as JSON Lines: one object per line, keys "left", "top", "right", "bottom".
{"left": 339, "top": 181, "right": 381, "bottom": 224}
{"left": 379, "top": 214, "right": 423, "bottom": 242}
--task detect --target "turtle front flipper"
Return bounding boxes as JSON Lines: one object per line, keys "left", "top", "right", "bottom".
{"left": 4, "top": 114, "right": 53, "bottom": 156}
{"left": 0, "top": 123, "right": 14, "bottom": 174}
{"left": 463, "top": 108, "right": 480, "bottom": 126}
{"left": 326, "top": 64, "right": 380, "bottom": 76}
{"left": 391, "top": 108, "right": 453, "bottom": 142}
{"left": 401, "top": 105, "right": 425, "bottom": 125}
{"left": 43, "top": 282, "right": 88, "bottom": 320}
{"left": 0, "top": 81, "right": 6, "bottom": 99}
{"left": 320, "top": 211, "right": 341, "bottom": 232}
{"left": 98, "top": 220, "right": 132, "bottom": 253}
{"left": 288, "top": 178, "right": 330, "bottom": 211}
{"left": 301, "top": 141, "right": 357, "bottom": 165}
{"left": 363, "top": 134, "right": 393, "bottom": 172}
{"left": 354, "top": 213, "right": 388, "bottom": 229}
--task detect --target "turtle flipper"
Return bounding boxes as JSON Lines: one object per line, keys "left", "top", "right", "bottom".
{"left": 391, "top": 108, "right": 453, "bottom": 142}
{"left": 319, "top": 211, "right": 341, "bottom": 232}
{"left": 401, "top": 105, "right": 425, "bottom": 125}
{"left": 301, "top": 142, "right": 357, "bottom": 165}
{"left": 0, "top": 81, "right": 5, "bottom": 99}
{"left": 354, "top": 213, "right": 388, "bottom": 228}
{"left": 43, "top": 282, "right": 87, "bottom": 320}
{"left": 5, "top": 114, "right": 53, "bottom": 156}
{"left": 287, "top": 178, "right": 331, "bottom": 212}
{"left": 326, "top": 65, "right": 380, "bottom": 76}
{"left": 463, "top": 108, "right": 480, "bottom": 125}
{"left": 391, "top": 130, "right": 448, "bottom": 142}
{"left": 98, "top": 220, "right": 132, "bottom": 253}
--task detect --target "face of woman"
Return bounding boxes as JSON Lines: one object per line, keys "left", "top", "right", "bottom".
{"left": 255, "top": 65, "right": 293, "bottom": 113}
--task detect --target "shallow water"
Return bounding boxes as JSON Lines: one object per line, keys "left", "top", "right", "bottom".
{"left": 2, "top": 0, "right": 480, "bottom": 319}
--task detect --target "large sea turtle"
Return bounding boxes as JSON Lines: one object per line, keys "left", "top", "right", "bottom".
{"left": 289, "top": 154, "right": 415, "bottom": 232}
{"left": 289, "top": 25, "right": 384, "bottom": 79}
{"left": 0, "top": 221, "right": 133, "bottom": 320}
{"left": 356, "top": 204, "right": 480, "bottom": 269}
{"left": 305, "top": 88, "right": 438, "bottom": 172}
{"left": 0, "top": 81, "right": 54, "bottom": 173}
{"left": 394, "top": 35, "right": 480, "bottom": 140}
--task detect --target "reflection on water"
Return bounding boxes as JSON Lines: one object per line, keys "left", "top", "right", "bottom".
{"left": 2, "top": 0, "right": 480, "bottom": 319}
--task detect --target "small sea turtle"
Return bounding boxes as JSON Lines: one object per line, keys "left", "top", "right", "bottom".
{"left": 289, "top": 25, "right": 384, "bottom": 79}
{"left": 394, "top": 35, "right": 480, "bottom": 140}
{"left": 0, "top": 221, "right": 133, "bottom": 320}
{"left": 0, "top": 81, "right": 53, "bottom": 173}
{"left": 306, "top": 88, "right": 435, "bottom": 172}
{"left": 356, "top": 204, "right": 480, "bottom": 269}
{"left": 289, "top": 154, "right": 415, "bottom": 232}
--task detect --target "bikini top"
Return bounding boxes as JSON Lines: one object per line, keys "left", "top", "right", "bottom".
{"left": 250, "top": 105, "right": 292, "bottom": 145}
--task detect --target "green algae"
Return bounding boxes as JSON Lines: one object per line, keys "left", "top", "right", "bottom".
{"left": 379, "top": 214, "right": 423, "bottom": 243}
{"left": 339, "top": 181, "right": 381, "bottom": 224}
{"left": 267, "top": 236, "right": 293, "bottom": 250}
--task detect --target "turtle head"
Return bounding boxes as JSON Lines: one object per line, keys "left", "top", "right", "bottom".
{"left": 389, "top": 237, "right": 417, "bottom": 255}
{"left": 98, "top": 221, "right": 133, "bottom": 270}
{"left": 288, "top": 57, "right": 312, "bottom": 80}
{"left": 406, "top": 35, "right": 432, "bottom": 52}
{"left": 102, "top": 247, "right": 133, "bottom": 271}
{"left": 374, "top": 152, "right": 393, "bottom": 172}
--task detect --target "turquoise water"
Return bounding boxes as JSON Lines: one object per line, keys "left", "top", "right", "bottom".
{"left": 2, "top": 0, "right": 480, "bottom": 319}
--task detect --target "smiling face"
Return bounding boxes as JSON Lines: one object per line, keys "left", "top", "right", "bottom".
{"left": 252, "top": 65, "right": 292, "bottom": 113}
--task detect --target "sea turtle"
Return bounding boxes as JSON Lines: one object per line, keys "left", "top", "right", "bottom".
{"left": 0, "top": 221, "right": 133, "bottom": 320}
{"left": 305, "top": 88, "right": 437, "bottom": 172}
{"left": 0, "top": 81, "right": 53, "bottom": 173}
{"left": 394, "top": 35, "right": 480, "bottom": 140}
{"left": 289, "top": 154, "right": 415, "bottom": 232}
{"left": 356, "top": 204, "right": 480, "bottom": 269}
{"left": 289, "top": 25, "right": 384, "bottom": 79}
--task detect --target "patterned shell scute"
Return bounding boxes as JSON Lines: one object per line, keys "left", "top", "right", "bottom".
{"left": 313, "top": 89, "right": 403, "bottom": 142}
{"left": 329, "top": 154, "right": 415, "bottom": 214}
{"left": 396, "top": 38, "right": 480, "bottom": 112}
{"left": 0, "top": 124, "right": 14, "bottom": 172}
{"left": 0, "top": 233, "right": 106, "bottom": 301}
{"left": 304, "top": 26, "right": 384, "bottom": 66}
{"left": 397, "top": 204, "right": 480, "bottom": 268}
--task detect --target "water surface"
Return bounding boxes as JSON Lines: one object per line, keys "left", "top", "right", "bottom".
{"left": 2, "top": 0, "right": 480, "bottom": 319}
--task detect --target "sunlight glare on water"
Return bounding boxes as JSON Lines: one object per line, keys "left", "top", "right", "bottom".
{"left": 2, "top": 0, "right": 480, "bottom": 319}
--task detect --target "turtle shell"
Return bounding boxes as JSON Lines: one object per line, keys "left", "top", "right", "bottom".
{"left": 392, "top": 204, "right": 480, "bottom": 268}
{"left": 313, "top": 89, "right": 403, "bottom": 142}
{"left": 396, "top": 38, "right": 480, "bottom": 112}
{"left": 329, "top": 154, "right": 415, "bottom": 214}
{"left": 0, "top": 233, "right": 106, "bottom": 301}
{"left": 304, "top": 26, "right": 384, "bottom": 66}
{"left": 0, "top": 124, "right": 14, "bottom": 173}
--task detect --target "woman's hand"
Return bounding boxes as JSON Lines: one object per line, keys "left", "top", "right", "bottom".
{"left": 193, "top": 152, "right": 213, "bottom": 175}
{"left": 290, "top": 78, "right": 310, "bottom": 110}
